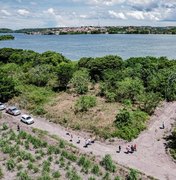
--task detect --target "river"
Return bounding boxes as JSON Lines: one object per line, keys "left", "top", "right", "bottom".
{"left": 0, "top": 33, "right": 176, "bottom": 60}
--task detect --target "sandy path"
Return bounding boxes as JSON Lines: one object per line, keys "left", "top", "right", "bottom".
{"left": 3, "top": 101, "right": 176, "bottom": 180}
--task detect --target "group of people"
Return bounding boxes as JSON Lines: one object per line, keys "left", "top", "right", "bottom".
{"left": 66, "top": 131, "right": 95, "bottom": 148}
{"left": 117, "top": 144, "right": 137, "bottom": 154}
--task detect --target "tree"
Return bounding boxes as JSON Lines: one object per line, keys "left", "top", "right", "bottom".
{"left": 25, "top": 65, "right": 57, "bottom": 87}
{"left": 70, "top": 69, "right": 90, "bottom": 94}
{"left": 137, "top": 92, "right": 161, "bottom": 115}
{"left": 41, "top": 51, "right": 69, "bottom": 66}
{"left": 0, "top": 71, "right": 18, "bottom": 102}
{"left": 56, "top": 62, "right": 75, "bottom": 90}
{"left": 116, "top": 77, "right": 144, "bottom": 102}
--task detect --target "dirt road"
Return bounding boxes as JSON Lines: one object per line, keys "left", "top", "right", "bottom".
{"left": 3, "top": 101, "right": 176, "bottom": 179}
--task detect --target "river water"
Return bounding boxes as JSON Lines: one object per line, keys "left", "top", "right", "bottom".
{"left": 0, "top": 33, "right": 176, "bottom": 60}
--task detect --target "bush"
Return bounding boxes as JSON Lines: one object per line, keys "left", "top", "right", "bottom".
{"left": 114, "top": 109, "right": 148, "bottom": 141}
{"left": 100, "top": 154, "right": 116, "bottom": 173}
{"left": 17, "top": 171, "right": 31, "bottom": 180}
{"left": 91, "top": 164, "right": 100, "bottom": 175}
{"left": 75, "top": 95, "right": 96, "bottom": 112}
{"left": 127, "top": 169, "right": 138, "bottom": 180}
{"left": 52, "top": 171, "right": 61, "bottom": 178}
{"left": 2, "top": 123, "right": 8, "bottom": 130}
{"left": 6, "top": 159, "right": 15, "bottom": 171}
{"left": 0, "top": 167, "right": 3, "bottom": 179}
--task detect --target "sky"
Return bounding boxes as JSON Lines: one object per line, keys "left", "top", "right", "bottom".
{"left": 1, "top": 0, "right": 176, "bottom": 29}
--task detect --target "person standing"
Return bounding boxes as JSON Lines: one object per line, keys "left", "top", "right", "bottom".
{"left": 119, "top": 145, "right": 121, "bottom": 153}
{"left": 162, "top": 122, "right": 165, "bottom": 129}
{"left": 17, "top": 124, "right": 20, "bottom": 131}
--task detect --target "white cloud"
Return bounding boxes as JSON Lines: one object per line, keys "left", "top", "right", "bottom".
{"left": 74, "top": 0, "right": 125, "bottom": 6}
{"left": 1, "top": 9, "right": 11, "bottom": 16}
{"left": 126, "top": 11, "right": 160, "bottom": 21}
{"left": 108, "top": 10, "right": 127, "bottom": 19}
{"left": 45, "top": 8, "right": 56, "bottom": 15}
{"left": 17, "top": 9, "right": 30, "bottom": 16}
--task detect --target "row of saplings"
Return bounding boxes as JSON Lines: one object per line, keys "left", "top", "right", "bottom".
{"left": 0, "top": 122, "right": 139, "bottom": 180}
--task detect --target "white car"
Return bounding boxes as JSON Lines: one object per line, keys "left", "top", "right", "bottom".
{"left": 21, "top": 114, "right": 34, "bottom": 125}
{"left": 6, "top": 106, "right": 21, "bottom": 115}
{"left": 0, "top": 102, "right": 6, "bottom": 110}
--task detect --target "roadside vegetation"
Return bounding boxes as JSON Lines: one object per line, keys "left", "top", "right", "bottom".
{"left": 0, "top": 35, "right": 14, "bottom": 41}
{"left": 0, "top": 121, "right": 150, "bottom": 180}
{"left": 166, "top": 127, "right": 176, "bottom": 160}
{"left": 0, "top": 48, "right": 176, "bottom": 140}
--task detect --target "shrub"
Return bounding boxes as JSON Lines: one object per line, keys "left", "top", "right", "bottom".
{"left": 0, "top": 167, "right": 3, "bottom": 179}
{"left": 6, "top": 159, "right": 15, "bottom": 171}
{"left": 114, "top": 109, "right": 148, "bottom": 141}
{"left": 2, "top": 123, "right": 8, "bottom": 130}
{"left": 127, "top": 169, "right": 138, "bottom": 180}
{"left": 42, "top": 160, "right": 51, "bottom": 173}
{"left": 91, "top": 164, "right": 100, "bottom": 175}
{"left": 17, "top": 171, "right": 31, "bottom": 180}
{"left": 66, "top": 169, "right": 82, "bottom": 180}
{"left": 59, "top": 140, "right": 65, "bottom": 148}
{"left": 75, "top": 95, "right": 96, "bottom": 112}
{"left": 52, "top": 171, "right": 61, "bottom": 178}
{"left": 100, "top": 155, "right": 116, "bottom": 173}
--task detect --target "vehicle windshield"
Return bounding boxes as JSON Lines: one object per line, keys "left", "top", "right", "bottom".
{"left": 26, "top": 117, "right": 31, "bottom": 120}
{"left": 12, "top": 108, "right": 17, "bottom": 111}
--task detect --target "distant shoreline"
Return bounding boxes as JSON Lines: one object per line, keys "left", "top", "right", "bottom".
{"left": 1, "top": 26, "right": 176, "bottom": 35}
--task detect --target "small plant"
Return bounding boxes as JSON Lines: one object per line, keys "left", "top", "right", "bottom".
{"left": 88, "top": 177, "right": 96, "bottom": 180}
{"left": 27, "top": 162, "right": 34, "bottom": 170}
{"left": 114, "top": 176, "right": 121, "bottom": 180}
{"left": 6, "top": 159, "right": 15, "bottom": 171}
{"left": 2, "top": 123, "right": 8, "bottom": 130}
{"left": 52, "top": 171, "right": 61, "bottom": 178}
{"left": 102, "top": 172, "right": 111, "bottom": 180}
{"left": 47, "top": 156, "right": 53, "bottom": 162}
{"left": 91, "top": 164, "right": 100, "bottom": 175}
{"left": 127, "top": 169, "right": 138, "bottom": 180}
{"left": 17, "top": 164, "right": 23, "bottom": 171}
{"left": 0, "top": 167, "right": 4, "bottom": 179}
{"left": 66, "top": 169, "right": 82, "bottom": 180}
{"left": 42, "top": 160, "right": 51, "bottom": 173}
{"left": 100, "top": 155, "right": 116, "bottom": 173}
{"left": 59, "top": 140, "right": 65, "bottom": 148}
{"left": 17, "top": 171, "right": 31, "bottom": 180}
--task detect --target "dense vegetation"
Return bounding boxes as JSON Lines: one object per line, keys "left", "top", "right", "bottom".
{"left": 0, "top": 48, "right": 176, "bottom": 140}
{"left": 0, "top": 121, "right": 144, "bottom": 180}
{"left": 0, "top": 35, "right": 14, "bottom": 41}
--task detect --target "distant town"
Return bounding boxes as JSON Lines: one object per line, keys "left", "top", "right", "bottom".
{"left": 1, "top": 26, "right": 176, "bottom": 35}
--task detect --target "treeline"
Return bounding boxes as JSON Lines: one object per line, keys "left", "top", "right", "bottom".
{"left": 0, "top": 35, "right": 14, "bottom": 41}
{"left": 0, "top": 48, "right": 176, "bottom": 140}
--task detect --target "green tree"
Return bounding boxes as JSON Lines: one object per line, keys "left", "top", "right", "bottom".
{"left": 70, "top": 69, "right": 90, "bottom": 94}
{"left": 137, "top": 92, "right": 161, "bottom": 115}
{"left": 116, "top": 77, "right": 144, "bottom": 102}
{"left": 0, "top": 71, "right": 18, "bottom": 101}
{"left": 56, "top": 62, "right": 75, "bottom": 90}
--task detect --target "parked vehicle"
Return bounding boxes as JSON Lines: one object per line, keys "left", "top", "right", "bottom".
{"left": 6, "top": 106, "right": 21, "bottom": 116}
{"left": 21, "top": 114, "right": 34, "bottom": 125}
{"left": 0, "top": 102, "right": 6, "bottom": 110}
